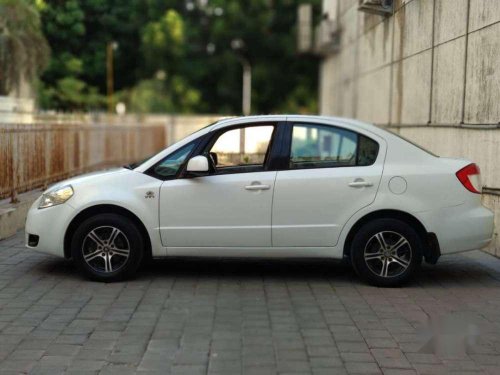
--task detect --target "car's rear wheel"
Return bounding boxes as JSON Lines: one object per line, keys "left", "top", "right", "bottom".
{"left": 350, "top": 218, "right": 423, "bottom": 287}
{"left": 71, "top": 213, "right": 144, "bottom": 282}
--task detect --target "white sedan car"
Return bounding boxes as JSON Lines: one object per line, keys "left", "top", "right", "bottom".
{"left": 25, "top": 115, "right": 494, "bottom": 286}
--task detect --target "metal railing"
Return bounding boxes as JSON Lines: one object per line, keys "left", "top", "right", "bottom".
{"left": 0, "top": 123, "right": 166, "bottom": 202}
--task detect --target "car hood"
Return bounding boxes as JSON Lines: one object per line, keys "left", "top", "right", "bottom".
{"left": 44, "top": 168, "right": 129, "bottom": 193}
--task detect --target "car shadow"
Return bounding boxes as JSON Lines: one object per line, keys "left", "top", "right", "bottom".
{"left": 141, "top": 257, "right": 500, "bottom": 286}
{"left": 36, "top": 253, "right": 500, "bottom": 288}
{"left": 141, "top": 257, "right": 355, "bottom": 282}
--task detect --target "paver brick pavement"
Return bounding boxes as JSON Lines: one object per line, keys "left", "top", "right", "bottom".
{"left": 1, "top": 230, "right": 500, "bottom": 374}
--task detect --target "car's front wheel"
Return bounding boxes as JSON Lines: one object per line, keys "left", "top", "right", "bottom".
{"left": 71, "top": 213, "right": 144, "bottom": 282}
{"left": 350, "top": 218, "right": 423, "bottom": 287}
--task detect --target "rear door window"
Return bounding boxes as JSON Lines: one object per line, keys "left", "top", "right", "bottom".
{"left": 289, "top": 123, "right": 379, "bottom": 169}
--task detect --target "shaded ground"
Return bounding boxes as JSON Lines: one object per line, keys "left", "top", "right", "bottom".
{"left": 1, "top": 231, "right": 500, "bottom": 374}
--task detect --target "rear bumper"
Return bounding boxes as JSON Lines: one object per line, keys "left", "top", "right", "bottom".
{"left": 416, "top": 202, "right": 494, "bottom": 255}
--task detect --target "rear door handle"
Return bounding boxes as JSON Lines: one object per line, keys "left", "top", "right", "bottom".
{"left": 348, "top": 180, "right": 373, "bottom": 188}
{"left": 245, "top": 184, "right": 271, "bottom": 191}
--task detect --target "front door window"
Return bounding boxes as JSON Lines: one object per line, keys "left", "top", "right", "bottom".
{"left": 208, "top": 125, "right": 274, "bottom": 173}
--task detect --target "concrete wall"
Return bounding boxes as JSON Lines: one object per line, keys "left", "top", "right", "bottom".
{"left": 319, "top": 0, "right": 500, "bottom": 256}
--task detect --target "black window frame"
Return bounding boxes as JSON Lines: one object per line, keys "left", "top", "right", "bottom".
{"left": 145, "top": 121, "right": 289, "bottom": 180}
{"left": 189, "top": 122, "right": 283, "bottom": 176}
{"left": 284, "top": 122, "right": 380, "bottom": 170}
{"left": 144, "top": 121, "right": 380, "bottom": 180}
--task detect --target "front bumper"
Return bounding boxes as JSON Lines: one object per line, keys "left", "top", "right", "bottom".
{"left": 25, "top": 197, "right": 75, "bottom": 257}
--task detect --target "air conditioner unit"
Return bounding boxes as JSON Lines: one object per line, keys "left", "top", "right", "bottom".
{"left": 358, "top": 0, "right": 393, "bottom": 16}
{"left": 314, "top": 18, "right": 341, "bottom": 56}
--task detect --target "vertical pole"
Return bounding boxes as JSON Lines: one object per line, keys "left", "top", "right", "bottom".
{"left": 10, "top": 190, "right": 17, "bottom": 204}
{"left": 10, "top": 126, "right": 18, "bottom": 203}
{"left": 239, "top": 128, "right": 246, "bottom": 162}
{"left": 461, "top": 0, "right": 471, "bottom": 124}
{"left": 428, "top": 0, "right": 436, "bottom": 124}
{"left": 242, "top": 60, "right": 251, "bottom": 116}
{"left": 240, "top": 60, "right": 251, "bottom": 161}
{"left": 106, "top": 42, "right": 114, "bottom": 114}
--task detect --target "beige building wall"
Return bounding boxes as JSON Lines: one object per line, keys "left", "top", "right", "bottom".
{"left": 319, "top": 0, "right": 500, "bottom": 256}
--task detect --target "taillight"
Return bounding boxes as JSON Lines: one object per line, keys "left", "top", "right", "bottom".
{"left": 456, "top": 163, "right": 481, "bottom": 194}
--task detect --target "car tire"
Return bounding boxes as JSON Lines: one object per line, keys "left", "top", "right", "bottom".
{"left": 71, "top": 213, "right": 144, "bottom": 282}
{"left": 350, "top": 218, "right": 423, "bottom": 287}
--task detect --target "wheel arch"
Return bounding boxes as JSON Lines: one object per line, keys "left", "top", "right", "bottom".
{"left": 342, "top": 209, "right": 440, "bottom": 264}
{"left": 64, "top": 204, "right": 152, "bottom": 260}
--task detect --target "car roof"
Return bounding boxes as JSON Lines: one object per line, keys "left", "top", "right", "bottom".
{"left": 213, "top": 115, "right": 381, "bottom": 134}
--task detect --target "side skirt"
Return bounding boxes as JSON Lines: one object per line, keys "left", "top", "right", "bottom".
{"left": 162, "top": 246, "right": 343, "bottom": 259}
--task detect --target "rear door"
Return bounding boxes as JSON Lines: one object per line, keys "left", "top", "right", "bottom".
{"left": 272, "top": 121, "right": 385, "bottom": 247}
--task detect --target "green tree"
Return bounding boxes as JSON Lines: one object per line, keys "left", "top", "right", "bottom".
{"left": 142, "top": 9, "right": 185, "bottom": 73}
{"left": 177, "top": 0, "right": 321, "bottom": 114}
{"left": 37, "top": 0, "right": 320, "bottom": 114}
{"left": 38, "top": 0, "right": 180, "bottom": 110}
{"left": 138, "top": 8, "right": 202, "bottom": 112}
{"left": 37, "top": 0, "right": 101, "bottom": 109}
{"left": 0, "top": 0, "right": 49, "bottom": 96}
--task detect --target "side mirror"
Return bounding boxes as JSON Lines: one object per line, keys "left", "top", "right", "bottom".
{"left": 186, "top": 155, "right": 209, "bottom": 176}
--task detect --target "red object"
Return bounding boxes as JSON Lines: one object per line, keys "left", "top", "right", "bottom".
{"left": 456, "top": 163, "right": 481, "bottom": 194}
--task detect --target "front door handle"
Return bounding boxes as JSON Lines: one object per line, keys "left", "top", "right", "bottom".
{"left": 348, "top": 179, "right": 373, "bottom": 188}
{"left": 245, "top": 184, "right": 271, "bottom": 191}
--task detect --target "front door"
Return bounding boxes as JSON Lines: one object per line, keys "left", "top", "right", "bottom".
{"left": 159, "top": 123, "right": 278, "bottom": 248}
{"left": 272, "top": 122, "right": 384, "bottom": 247}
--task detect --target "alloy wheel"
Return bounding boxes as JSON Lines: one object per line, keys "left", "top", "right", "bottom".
{"left": 81, "top": 226, "right": 130, "bottom": 273}
{"left": 363, "top": 231, "right": 412, "bottom": 278}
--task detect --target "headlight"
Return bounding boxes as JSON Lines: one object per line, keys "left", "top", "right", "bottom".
{"left": 38, "top": 185, "right": 74, "bottom": 209}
